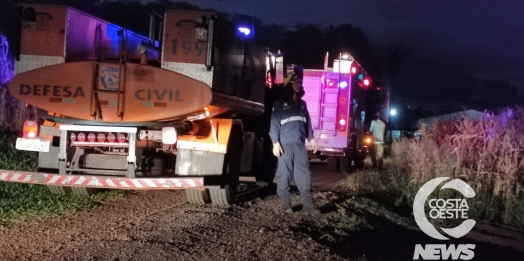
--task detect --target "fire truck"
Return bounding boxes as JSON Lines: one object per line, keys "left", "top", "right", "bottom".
{"left": 0, "top": 4, "right": 287, "bottom": 206}
{"left": 301, "top": 53, "right": 373, "bottom": 171}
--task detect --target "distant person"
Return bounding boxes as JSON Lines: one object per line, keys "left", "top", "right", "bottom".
{"left": 370, "top": 112, "right": 386, "bottom": 170}
{"left": 269, "top": 73, "right": 320, "bottom": 214}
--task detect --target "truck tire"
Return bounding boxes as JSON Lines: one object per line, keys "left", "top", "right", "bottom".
{"left": 47, "top": 185, "right": 71, "bottom": 195}
{"left": 71, "top": 187, "right": 103, "bottom": 196}
{"left": 209, "top": 187, "right": 234, "bottom": 206}
{"left": 209, "top": 154, "right": 240, "bottom": 206}
{"left": 327, "top": 156, "right": 340, "bottom": 172}
{"left": 210, "top": 126, "right": 242, "bottom": 206}
{"left": 185, "top": 189, "right": 211, "bottom": 204}
{"left": 256, "top": 137, "right": 278, "bottom": 188}
{"left": 355, "top": 158, "right": 364, "bottom": 170}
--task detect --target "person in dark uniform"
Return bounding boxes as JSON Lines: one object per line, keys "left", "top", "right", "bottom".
{"left": 269, "top": 73, "right": 320, "bottom": 214}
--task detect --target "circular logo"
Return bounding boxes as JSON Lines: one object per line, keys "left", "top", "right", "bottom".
{"left": 413, "top": 177, "right": 476, "bottom": 240}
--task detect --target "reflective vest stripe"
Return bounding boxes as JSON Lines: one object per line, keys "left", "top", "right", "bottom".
{"left": 280, "top": 116, "right": 306, "bottom": 125}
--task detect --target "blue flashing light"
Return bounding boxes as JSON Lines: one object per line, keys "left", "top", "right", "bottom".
{"left": 339, "top": 81, "right": 348, "bottom": 88}
{"left": 0, "top": 34, "right": 14, "bottom": 84}
{"left": 238, "top": 27, "right": 251, "bottom": 36}
{"left": 358, "top": 73, "right": 364, "bottom": 80}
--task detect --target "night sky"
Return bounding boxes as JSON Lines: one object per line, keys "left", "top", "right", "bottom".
{"left": 140, "top": 0, "right": 524, "bottom": 94}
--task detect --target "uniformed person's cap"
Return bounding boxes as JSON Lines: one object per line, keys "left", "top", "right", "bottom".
{"left": 283, "top": 73, "right": 300, "bottom": 86}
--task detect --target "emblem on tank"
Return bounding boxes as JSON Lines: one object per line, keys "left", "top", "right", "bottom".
{"left": 100, "top": 67, "right": 120, "bottom": 91}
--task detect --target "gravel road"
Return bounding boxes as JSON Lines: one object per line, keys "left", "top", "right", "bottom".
{"left": 0, "top": 163, "right": 523, "bottom": 261}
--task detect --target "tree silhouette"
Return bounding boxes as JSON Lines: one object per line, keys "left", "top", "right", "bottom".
{"left": 0, "top": 0, "right": 519, "bottom": 117}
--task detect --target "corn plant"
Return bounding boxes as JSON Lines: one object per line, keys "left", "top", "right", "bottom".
{"left": 387, "top": 108, "right": 524, "bottom": 225}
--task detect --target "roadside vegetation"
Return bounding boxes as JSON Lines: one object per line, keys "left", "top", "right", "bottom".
{"left": 346, "top": 107, "right": 524, "bottom": 227}
{"left": 0, "top": 134, "right": 125, "bottom": 227}
{"left": 0, "top": 33, "right": 122, "bottom": 227}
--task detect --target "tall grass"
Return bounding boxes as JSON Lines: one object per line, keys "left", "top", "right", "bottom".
{"left": 348, "top": 108, "right": 524, "bottom": 226}
{"left": 0, "top": 134, "right": 125, "bottom": 227}
{"left": 395, "top": 108, "right": 524, "bottom": 224}
{"left": 0, "top": 36, "right": 124, "bottom": 226}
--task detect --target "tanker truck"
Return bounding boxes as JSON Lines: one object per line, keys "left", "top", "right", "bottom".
{"left": 0, "top": 4, "right": 287, "bottom": 206}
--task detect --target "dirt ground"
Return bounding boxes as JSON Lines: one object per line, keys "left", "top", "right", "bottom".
{"left": 0, "top": 162, "right": 523, "bottom": 261}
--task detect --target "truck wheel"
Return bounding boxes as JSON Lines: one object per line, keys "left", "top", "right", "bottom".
{"left": 209, "top": 187, "right": 235, "bottom": 206}
{"left": 210, "top": 127, "right": 241, "bottom": 206}
{"left": 209, "top": 153, "right": 240, "bottom": 206}
{"left": 327, "top": 156, "right": 340, "bottom": 172}
{"left": 185, "top": 189, "right": 211, "bottom": 204}
{"left": 71, "top": 187, "right": 103, "bottom": 196}
{"left": 255, "top": 137, "right": 275, "bottom": 188}
{"left": 47, "top": 185, "right": 71, "bottom": 195}
{"left": 355, "top": 158, "right": 364, "bottom": 170}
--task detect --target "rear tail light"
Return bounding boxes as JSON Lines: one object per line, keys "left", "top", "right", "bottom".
{"left": 77, "top": 133, "right": 86, "bottom": 142}
{"left": 22, "top": 120, "right": 38, "bottom": 138}
{"left": 266, "top": 75, "right": 272, "bottom": 88}
{"left": 162, "top": 127, "right": 178, "bottom": 145}
{"left": 117, "top": 133, "right": 126, "bottom": 143}
{"left": 338, "top": 116, "right": 347, "bottom": 131}
{"left": 69, "top": 132, "right": 128, "bottom": 145}
{"left": 97, "top": 133, "right": 106, "bottom": 142}
{"left": 326, "top": 79, "right": 336, "bottom": 88}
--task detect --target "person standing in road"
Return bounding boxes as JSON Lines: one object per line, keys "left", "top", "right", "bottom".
{"left": 269, "top": 73, "right": 320, "bottom": 214}
{"left": 370, "top": 111, "right": 386, "bottom": 170}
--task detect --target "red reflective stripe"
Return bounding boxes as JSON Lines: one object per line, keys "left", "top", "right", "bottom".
{"left": 152, "top": 180, "right": 162, "bottom": 188}
{"left": 138, "top": 180, "right": 149, "bottom": 188}
{"left": 17, "top": 174, "right": 27, "bottom": 181}
{"left": 178, "top": 180, "right": 189, "bottom": 188}
{"left": 69, "top": 176, "right": 80, "bottom": 185}
{"left": 125, "top": 180, "right": 134, "bottom": 187}
{"left": 81, "top": 177, "right": 92, "bottom": 186}
{"left": 111, "top": 178, "right": 122, "bottom": 188}
{"left": 99, "top": 178, "right": 108, "bottom": 187}
{"left": 165, "top": 179, "right": 179, "bottom": 187}
{"left": 45, "top": 174, "right": 54, "bottom": 183}
{"left": 55, "top": 175, "right": 67, "bottom": 185}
